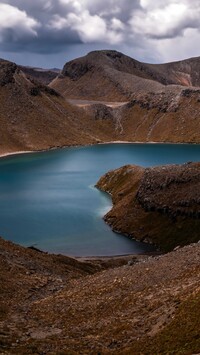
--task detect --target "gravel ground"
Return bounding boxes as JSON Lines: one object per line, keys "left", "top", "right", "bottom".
{"left": 0, "top": 238, "right": 199, "bottom": 354}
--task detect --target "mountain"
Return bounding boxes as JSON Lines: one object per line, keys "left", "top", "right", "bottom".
{"left": 147, "top": 56, "right": 200, "bottom": 86}
{"left": 50, "top": 50, "right": 165, "bottom": 101}
{"left": 0, "top": 58, "right": 117, "bottom": 155}
{"left": 19, "top": 65, "right": 60, "bottom": 85}
{"left": 50, "top": 50, "right": 200, "bottom": 101}
{"left": 1, "top": 51, "right": 200, "bottom": 156}
{"left": 49, "top": 50, "right": 200, "bottom": 144}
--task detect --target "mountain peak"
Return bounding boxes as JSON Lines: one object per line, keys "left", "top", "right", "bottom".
{"left": 86, "top": 49, "right": 124, "bottom": 58}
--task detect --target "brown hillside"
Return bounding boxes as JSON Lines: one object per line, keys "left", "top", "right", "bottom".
{"left": 50, "top": 50, "right": 200, "bottom": 102}
{"left": 1, "top": 54, "right": 200, "bottom": 155}
{"left": 148, "top": 56, "right": 200, "bottom": 86}
{"left": 0, "top": 59, "right": 121, "bottom": 155}
{"left": 0, "top": 236, "right": 199, "bottom": 354}
{"left": 96, "top": 162, "right": 200, "bottom": 251}
{"left": 49, "top": 50, "right": 200, "bottom": 144}
{"left": 83, "top": 86, "right": 200, "bottom": 143}
{"left": 19, "top": 65, "right": 60, "bottom": 85}
{"left": 50, "top": 50, "right": 166, "bottom": 101}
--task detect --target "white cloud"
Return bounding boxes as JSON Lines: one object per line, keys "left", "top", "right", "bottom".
{"left": 59, "top": 0, "right": 82, "bottom": 12}
{"left": 153, "top": 28, "right": 200, "bottom": 63}
{"left": 130, "top": 3, "right": 200, "bottom": 39}
{"left": 67, "top": 11, "right": 107, "bottom": 43}
{"left": 110, "top": 18, "right": 125, "bottom": 31}
{"left": 48, "top": 15, "right": 68, "bottom": 31}
{"left": 49, "top": 9, "right": 124, "bottom": 44}
{"left": 0, "top": 3, "right": 40, "bottom": 41}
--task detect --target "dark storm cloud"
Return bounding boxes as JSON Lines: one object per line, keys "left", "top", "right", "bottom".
{"left": 0, "top": 0, "right": 142, "bottom": 54}
{"left": 0, "top": 0, "right": 200, "bottom": 64}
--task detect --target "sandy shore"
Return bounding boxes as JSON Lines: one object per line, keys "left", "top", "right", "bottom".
{"left": 0, "top": 139, "right": 196, "bottom": 160}
{"left": 0, "top": 150, "right": 35, "bottom": 159}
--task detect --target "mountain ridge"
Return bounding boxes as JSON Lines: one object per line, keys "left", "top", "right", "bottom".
{"left": 50, "top": 50, "right": 200, "bottom": 101}
{"left": 1, "top": 50, "right": 200, "bottom": 155}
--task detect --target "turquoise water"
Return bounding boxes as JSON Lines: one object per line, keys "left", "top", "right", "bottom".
{"left": 0, "top": 143, "right": 199, "bottom": 256}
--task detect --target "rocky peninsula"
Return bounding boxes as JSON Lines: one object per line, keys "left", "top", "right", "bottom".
{"left": 96, "top": 162, "right": 200, "bottom": 251}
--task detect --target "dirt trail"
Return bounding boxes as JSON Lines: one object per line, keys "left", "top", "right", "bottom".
{"left": 67, "top": 98, "right": 128, "bottom": 108}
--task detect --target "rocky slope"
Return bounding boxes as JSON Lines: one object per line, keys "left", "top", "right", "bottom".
{"left": 19, "top": 65, "right": 60, "bottom": 86}
{"left": 148, "top": 56, "right": 200, "bottom": 86}
{"left": 0, "top": 237, "right": 199, "bottom": 354}
{"left": 118, "top": 87, "right": 200, "bottom": 143}
{"left": 0, "top": 58, "right": 120, "bottom": 155}
{"left": 50, "top": 50, "right": 200, "bottom": 101}
{"left": 1, "top": 53, "right": 200, "bottom": 155}
{"left": 50, "top": 50, "right": 170, "bottom": 101}
{"left": 97, "top": 162, "right": 200, "bottom": 252}
{"left": 84, "top": 86, "right": 200, "bottom": 143}
{"left": 50, "top": 50, "right": 200, "bottom": 144}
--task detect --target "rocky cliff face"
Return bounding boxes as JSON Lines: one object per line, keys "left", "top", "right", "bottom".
{"left": 96, "top": 163, "right": 200, "bottom": 251}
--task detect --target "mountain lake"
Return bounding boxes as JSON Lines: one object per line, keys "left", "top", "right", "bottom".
{"left": 0, "top": 143, "right": 199, "bottom": 256}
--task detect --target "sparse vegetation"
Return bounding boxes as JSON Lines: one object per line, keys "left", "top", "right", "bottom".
{"left": 97, "top": 163, "right": 200, "bottom": 251}
{"left": 0, "top": 237, "right": 199, "bottom": 354}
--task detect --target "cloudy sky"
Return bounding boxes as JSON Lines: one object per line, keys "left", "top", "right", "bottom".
{"left": 0, "top": 0, "right": 200, "bottom": 68}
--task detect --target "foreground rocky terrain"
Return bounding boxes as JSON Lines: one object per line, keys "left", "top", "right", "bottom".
{"left": 0, "top": 237, "right": 199, "bottom": 354}
{"left": 97, "top": 162, "right": 200, "bottom": 251}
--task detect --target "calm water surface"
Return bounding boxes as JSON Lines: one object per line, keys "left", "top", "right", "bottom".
{"left": 0, "top": 143, "right": 199, "bottom": 256}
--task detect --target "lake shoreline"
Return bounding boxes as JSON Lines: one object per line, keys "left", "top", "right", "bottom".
{"left": 0, "top": 140, "right": 199, "bottom": 160}
{"left": 76, "top": 250, "right": 162, "bottom": 262}
{"left": 0, "top": 142, "right": 199, "bottom": 258}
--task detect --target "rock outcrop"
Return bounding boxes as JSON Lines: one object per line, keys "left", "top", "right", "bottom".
{"left": 96, "top": 162, "right": 200, "bottom": 251}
